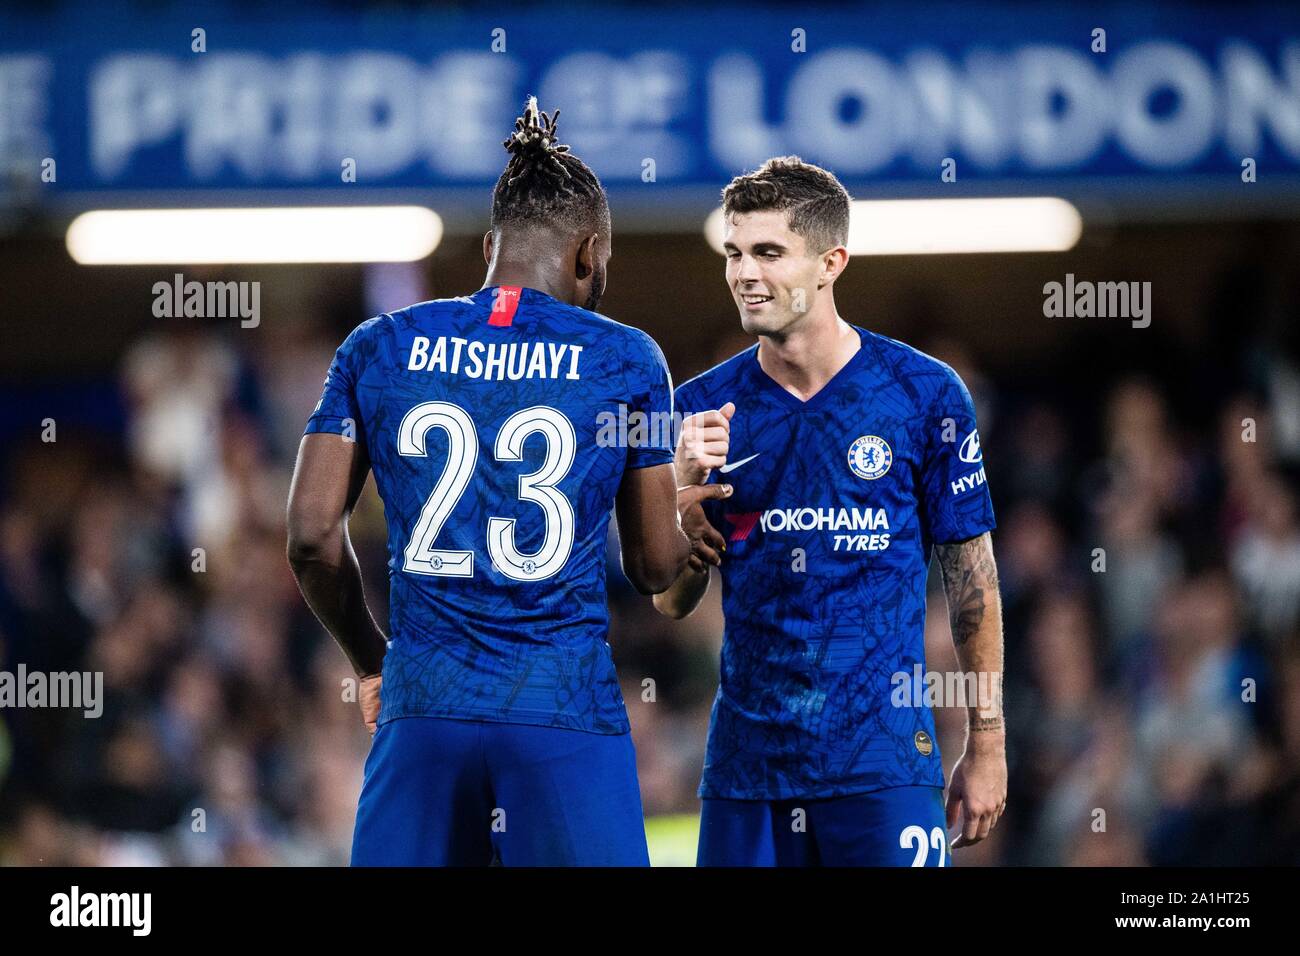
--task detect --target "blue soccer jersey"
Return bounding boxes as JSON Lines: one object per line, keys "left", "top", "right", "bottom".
{"left": 306, "top": 286, "right": 674, "bottom": 735}
{"left": 675, "top": 326, "right": 996, "bottom": 800}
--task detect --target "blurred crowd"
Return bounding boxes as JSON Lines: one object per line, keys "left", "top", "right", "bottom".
{"left": 1, "top": 273, "right": 1298, "bottom": 866}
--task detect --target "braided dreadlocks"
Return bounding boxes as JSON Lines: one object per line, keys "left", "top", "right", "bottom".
{"left": 490, "top": 97, "right": 610, "bottom": 238}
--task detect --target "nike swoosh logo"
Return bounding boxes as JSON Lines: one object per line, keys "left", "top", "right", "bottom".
{"left": 718, "top": 453, "right": 760, "bottom": 474}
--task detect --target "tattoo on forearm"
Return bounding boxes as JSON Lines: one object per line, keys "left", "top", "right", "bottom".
{"left": 935, "top": 533, "right": 1000, "bottom": 647}
{"left": 969, "top": 714, "right": 1004, "bottom": 733}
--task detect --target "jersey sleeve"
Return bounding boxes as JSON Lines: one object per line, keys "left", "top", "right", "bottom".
{"left": 304, "top": 318, "right": 377, "bottom": 439}
{"left": 623, "top": 329, "right": 675, "bottom": 470}
{"left": 918, "top": 365, "right": 996, "bottom": 545}
{"left": 672, "top": 378, "right": 699, "bottom": 418}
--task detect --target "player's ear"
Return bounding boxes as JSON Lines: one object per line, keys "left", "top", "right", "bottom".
{"left": 574, "top": 233, "right": 598, "bottom": 280}
{"left": 482, "top": 230, "right": 494, "bottom": 265}
{"left": 821, "top": 245, "right": 849, "bottom": 287}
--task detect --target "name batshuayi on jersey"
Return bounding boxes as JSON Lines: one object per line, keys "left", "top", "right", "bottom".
{"left": 305, "top": 287, "right": 674, "bottom": 735}
{"left": 675, "top": 326, "right": 996, "bottom": 801}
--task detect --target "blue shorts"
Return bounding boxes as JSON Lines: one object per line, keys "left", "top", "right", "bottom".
{"left": 697, "top": 786, "right": 949, "bottom": 866}
{"left": 352, "top": 716, "right": 650, "bottom": 866}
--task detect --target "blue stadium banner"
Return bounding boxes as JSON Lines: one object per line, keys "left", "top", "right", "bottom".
{"left": 2, "top": 1, "right": 1298, "bottom": 221}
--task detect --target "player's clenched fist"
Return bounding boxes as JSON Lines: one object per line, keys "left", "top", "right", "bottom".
{"left": 677, "top": 481, "right": 733, "bottom": 573}
{"left": 359, "top": 673, "right": 383, "bottom": 735}
{"left": 676, "top": 401, "right": 735, "bottom": 486}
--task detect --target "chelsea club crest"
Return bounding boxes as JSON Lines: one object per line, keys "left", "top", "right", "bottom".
{"left": 848, "top": 435, "right": 892, "bottom": 480}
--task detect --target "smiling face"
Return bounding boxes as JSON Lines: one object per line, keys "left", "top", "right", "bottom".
{"left": 724, "top": 209, "right": 833, "bottom": 337}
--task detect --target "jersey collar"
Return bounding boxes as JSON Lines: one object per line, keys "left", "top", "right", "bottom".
{"left": 748, "top": 325, "right": 872, "bottom": 411}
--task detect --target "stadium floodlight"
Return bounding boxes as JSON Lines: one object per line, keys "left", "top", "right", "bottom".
{"left": 705, "top": 197, "right": 1083, "bottom": 255}
{"left": 66, "top": 206, "right": 443, "bottom": 265}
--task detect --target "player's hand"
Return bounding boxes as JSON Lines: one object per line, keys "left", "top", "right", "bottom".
{"left": 677, "top": 482, "right": 732, "bottom": 572}
{"left": 675, "top": 402, "right": 735, "bottom": 486}
{"left": 359, "top": 673, "right": 383, "bottom": 735}
{"left": 945, "top": 746, "right": 1007, "bottom": 849}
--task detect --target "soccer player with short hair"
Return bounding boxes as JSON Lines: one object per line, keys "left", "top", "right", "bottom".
{"left": 286, "top": 100, "right": 724, "bottom": 866}
{"left": 655, "top": 157, "right": 1007, "bottom": 866}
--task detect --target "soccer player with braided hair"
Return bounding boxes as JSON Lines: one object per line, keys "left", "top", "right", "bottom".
{"left": 287, "top": 98, "right": 726, "bottom": 865}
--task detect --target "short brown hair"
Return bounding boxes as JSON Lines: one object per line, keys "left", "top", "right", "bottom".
{"left": 721, "top": 156, "right": 851, "bottom": 254}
